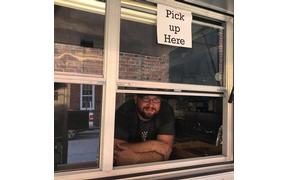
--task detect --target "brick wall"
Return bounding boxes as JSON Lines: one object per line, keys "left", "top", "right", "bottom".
{"left": 69, "top": 84, "right": 80, "bottom": 110}
{"left": 55, "top": 43, "right": 169, "bottom": 81}
{"left": 218, "top": 30, "right": 224, "bottom": 86}
{"left": 54, "top": 43, "right": 104, "bottom": 75}
{"left": 119, "top": 52, "right": 169, "bottom": 82}
{"left": 94, "top": 85, "right": 102, "bottom": 127}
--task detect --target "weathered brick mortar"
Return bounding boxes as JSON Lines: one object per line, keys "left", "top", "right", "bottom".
{"left": 55, "top": 43, "right": 169, "bottom": 82}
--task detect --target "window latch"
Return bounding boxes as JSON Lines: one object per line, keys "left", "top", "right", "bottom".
{"left": 228, "top": 87, "right": 234, "bottom": 103}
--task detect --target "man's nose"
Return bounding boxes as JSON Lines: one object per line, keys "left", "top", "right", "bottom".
{"left": 146, "top": 101, "right": 155, "bottom": 106}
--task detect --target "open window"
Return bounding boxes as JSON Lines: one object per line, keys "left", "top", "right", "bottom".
{"left": 54, "top": 0, "right": 233, "bottom": 179}
{"left": 112, "top": 0, "right": 229, "bottom": 167}
{"left": 115, "top": 92, "right": 223, "bottom": 162}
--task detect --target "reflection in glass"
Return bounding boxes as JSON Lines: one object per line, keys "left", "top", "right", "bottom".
{"left": 81, "top": 84, "right": 94, "bottom": 110}
{"left": 54, "top": 5, "right": 105, "bottom": 76}
{"left": 54, "top": 83, "right": 102, "bottom": 170}
{"left": 119, "top": 18, "right": 224, "bottom": 86}
{"left": 82, "top": 85, "right": 93, "bottom": 95}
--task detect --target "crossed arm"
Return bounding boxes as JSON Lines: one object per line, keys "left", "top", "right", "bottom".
{"left": 114, "top": 135, "right": 174, "bottom": 166}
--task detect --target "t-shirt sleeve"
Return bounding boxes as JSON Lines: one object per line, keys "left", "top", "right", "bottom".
{"left": 114, "top": 107, "right": 130, "bottom": 141}
{"left": 157, "top": 103, "right": 175, "bottom": 135}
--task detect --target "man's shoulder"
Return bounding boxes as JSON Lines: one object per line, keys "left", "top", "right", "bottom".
{"left": 160, "top": 101, "right": 173, "bottom": 113}
{"left": 117, "top": 99, "right": 135, "bottom": 111}
{"left": 117, "top": 99, "right": 136, "bottom": 114}
{"left": 155, "top": 101, "right": 174, "bottom": 122}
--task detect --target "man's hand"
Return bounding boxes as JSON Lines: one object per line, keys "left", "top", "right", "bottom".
{"left": 114, "top": 143, "right": 140, "bottom": 165}
{"left": 151, "top": 141, "right": 172, "bottom": 160}
{"left": 152, "top": 135, "right": 174, "bottom": 160}
{"left": 113, "top": 135, "right": 174, "bottom": 165}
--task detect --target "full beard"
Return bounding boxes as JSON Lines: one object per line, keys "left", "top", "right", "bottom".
{"left": 138, "top": 107, "right": 157, "bottom": 120}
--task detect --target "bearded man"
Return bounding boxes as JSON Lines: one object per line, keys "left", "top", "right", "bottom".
{"left": 114, "top": 94, "right": 175, "bottom": 166}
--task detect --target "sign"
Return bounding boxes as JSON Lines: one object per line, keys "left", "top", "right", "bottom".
{"left": 157, "top": 4, "right": 192, "bottom": 48}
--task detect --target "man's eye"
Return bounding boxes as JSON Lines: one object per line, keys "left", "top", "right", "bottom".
{"left": 152, "top": 99, "right": 160, "bottom": 103}
{"left": 142, "top": 98, "right": 160, "bottom": 103}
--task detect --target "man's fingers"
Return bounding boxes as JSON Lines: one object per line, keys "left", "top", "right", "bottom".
{"left": 155, "top": 144, "right": 171, "bottom": 156}
{"left": 114, "top": 150, "right": 119, "bottom": 164}
{"left": 114, "top": 141, "right": 128, "bottom": 151}
{"left": 117, "top": 143, "right": 128, "bottom": 150}
{"left": 162, "top": 151, "right": 169, "bottom": 160}
{"left": 156, "top": 151, "right": 168, "bottom": 160}
{"left": 164, "top": 155, "right": 168, "bottom": 160}
{"left": 156, "top": 144, "right": 171, "bottom": 160}
{"left": 114, "top": 150, "right": 119, "bottom": 156}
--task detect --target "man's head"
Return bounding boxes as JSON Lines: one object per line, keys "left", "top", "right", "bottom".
{"left": 134, "top": 95, "right": 161, "bottom": 120}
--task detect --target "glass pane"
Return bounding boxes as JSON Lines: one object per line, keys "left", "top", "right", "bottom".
{"left": 188, "top": 0, "right": 234, "bottom": 14}
{"left": 54, "top": 83, "right": 102, "bottom": 171}
{"left": 119, "top": 17, "right": 224, "bottom": 86}
{"left": 82, "top": 85, "right": 92, "bottom": 95}
{"left": 114, "top": 93, "right": 222, "bottom": 166}
{"left": 82, "top": 96, "right": 93, "bottom": 109}
{"left": 54, "top": 4, "right": 105, "bottom": 76}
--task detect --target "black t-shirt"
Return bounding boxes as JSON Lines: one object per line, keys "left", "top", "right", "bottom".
{"left": 115, "top": 99, "right": 175, "bottom": 142}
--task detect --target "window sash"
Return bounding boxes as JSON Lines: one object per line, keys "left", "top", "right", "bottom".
{"left": 118, "top": 2, "right": 225, "bottom": 88}
{"left": 54, "top": 0, "right": 106, "bottom": 15}
{"left": 117, "top": 79, "right": 226, "bottom": 93}
{"left": 55, "top": 155, "right": 232, "bottom": 179}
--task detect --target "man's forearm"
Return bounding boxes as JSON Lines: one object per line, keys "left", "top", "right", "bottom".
{"left": 114, "top": 137, "right": 173, "bottom": 161}
{"left": 121, "top": 140, "right": 162, "bottom": 153}
{"left": 116, "top": 151, "right": 164, "bottom": 166}
{"left": 137, "top": 151, "right": 164, "bottom": 164}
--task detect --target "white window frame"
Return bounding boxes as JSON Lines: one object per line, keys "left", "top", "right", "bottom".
{"left": 54, "top": 0, "right": 233, "bottom": 179}
{"left": 80, "top": 84, "right": 95, "bottom": 110}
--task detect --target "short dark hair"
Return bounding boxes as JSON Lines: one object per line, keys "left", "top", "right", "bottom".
{"left": 137, "top": 94, "right": 160, "bottom": 98}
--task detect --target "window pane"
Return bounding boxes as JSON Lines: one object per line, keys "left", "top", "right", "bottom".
{"left": 119, "top": 17, "right": 224, "bottom": 86}
{"left": 170, "top": 95, "right": 223, "bottom": 159}
{"left": 54, "top": 4, "right": 105, "bottom": 76}
{"left": 82, "top": 85, "right": 93, "bottom": 95}
{"left": 114, "top": 93, "right": 222, "bottom": 166}
{"left": 54, "top": 83, "right": 102, "bottom": 171}
{"left": 82, "top": 96, "right": 93, "bottom": 109}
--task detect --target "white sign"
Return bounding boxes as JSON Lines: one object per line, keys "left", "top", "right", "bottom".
{"left": 157, "top": 4, "right": 192, "bottom": 48}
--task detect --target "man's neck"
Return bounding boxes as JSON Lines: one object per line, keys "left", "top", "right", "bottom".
{"left": 137, "top": 112, "right": 151, "bottom": 122}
